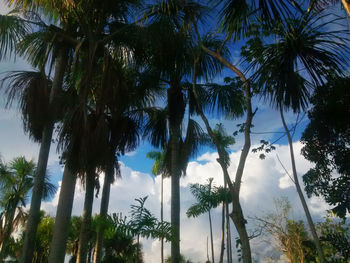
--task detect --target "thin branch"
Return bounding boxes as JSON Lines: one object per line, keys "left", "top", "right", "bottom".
{"left": 276, "top": 153, "right": 295, "bottom": 184}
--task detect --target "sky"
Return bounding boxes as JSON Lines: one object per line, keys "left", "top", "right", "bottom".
{"left": 0, "top": 1, "right": 340, "bottom": 262}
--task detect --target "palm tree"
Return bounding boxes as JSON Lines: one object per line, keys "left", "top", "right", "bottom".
{"left": 142, "top": 3, "right": 203, "bottom": 260}
{"left": 142, "top": 5, "right": 227, "bottom": 261}
{"left": 190, "top": 31, "right": 253, "bottom": 261}
{"left": 46, "top": 1, "right": 152, "bottom": 261}
{"left": 187, "top": 178, "right": 215, "bottom": 263}
{"left": 187, "top": 178, "right": 234, "bottom": 263}
{"left": 243, "top": 7, "right": 350, "bottom": 262}
{"left": 0, "top": 2, "right": 77, "bottom": 261}
{"left": 92, "top": 53, "right": 163, "bottom": 263}
{"left": 144, "top": 107, "right": 206, "bottom": 263}
{"left": 190, "top": 2, "right": 331, "bottom": 262}
{"left": 0, "top": 157, "right": 56, "bottom": 261}
{"left": 146, "top": 150, "right": 168, "bottom": 263}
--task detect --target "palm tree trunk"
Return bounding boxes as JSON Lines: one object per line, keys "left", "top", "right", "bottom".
{"left": 76, "top": 171, "right": 95, "bottom": 263}
{"left": 93, "top": 163, "right": 114, "bottom": 263}
{"left": 48, "top": 166, "right": 77, "bottom": 263}
{"left": 161, "top": 173, "right": 164, "bottom": 263}
{"left": 170, "top": 124, "right": 181, "bottom": 263}
{"left": 206, "top": 236, "right": 210, "bottom": 262}
{"left": 21, "top": 48, "right": 68, "bottom": 263}
{"left": 225, "top": 201, "right": 231, "bottom": 263}
{"left": 219, "top": 202, "right": 225, "bottom": 263}
{"left": 208, "top": 209, "right": 215, "bottom": 263}
{"left": 279, "top": 107, "right": 326, "bottom": 263}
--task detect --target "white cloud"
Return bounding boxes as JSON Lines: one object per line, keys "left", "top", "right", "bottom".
{"left": 124, "top": 150, "right": 137, "bottom": 157}
{"left": 41, "top": 141, "right": 330, "bottom": 263}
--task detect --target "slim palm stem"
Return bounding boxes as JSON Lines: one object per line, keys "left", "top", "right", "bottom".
{"left": 170, "top": 126, "right": 181, "bottom": 263}
{"left": 279, "top": 106, "right": 326, "bottom": 263}
{"left": 225, "top": 201, "right": 231, "bottom": 263}
{"left": 93, "top": 163, "right": 114, "bottom": 263}
{"left": 161, "top": 173, "right": 164, "bottom": 263}
{"left": 76, "top": 172, "right": 95, "bottom": 263}
{"left": 48, "top": 166, "right": 77, "bottom": 263}
{"left": 219, "top": 201, "right": 225, "bottom": 263}
{"left": 208, "top": 209, "right": 215, "bottom": 263}
{"left": 21, "top": 48, "right": 69, "bottom": 263}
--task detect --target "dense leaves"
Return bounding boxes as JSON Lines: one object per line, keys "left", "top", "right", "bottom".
{"left": 301, "top": 77, "right": 350, "bottom": 218}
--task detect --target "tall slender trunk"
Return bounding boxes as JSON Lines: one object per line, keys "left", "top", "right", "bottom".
{"left": 48, "top": 166, "right": 77, "bottom": 263}
{"left": 206, "top": 236, "right": 210, "bottom": 262}
{"left": 219, "top": 202, "right": 225, "bottom": 263}
{"left": 160, "top": 173, "right": 164, "bottom": 263}
{"left": 170, "top": 126, "right": 181, "bottom": 263}
{"left": 21, "top": 48, "right": 68, "bottom": 263}
{"left": 279, "top": 107, "right": 326, "bottom": 263}
{"left": 76, "top": 172, "right": 95, "bottom": 263}
{"left": 225, "top": 201, "right": 231, "bottom": 263}
{"left": 208, "top": 209, "right": 215, "bottom": 263}
{"left": 192, "top": 50, "right": 253, "bottom": 263}
{"left": 93, "top": 163, "right": 114, "bottom": 263}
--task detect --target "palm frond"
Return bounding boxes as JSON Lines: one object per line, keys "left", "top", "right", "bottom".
{"left": 1, "top": 70, "right": 52, "bottom": 142}
{"left": 192, "top": 33, "right": 230, "bottom": 81}
{"left": 17, "top": 30, "right": 56, "bottom": 70}
{"left": 245, "top": 10, "right": 350, "bottom": 112}
{"left": 143, "top": 0, "right": 207, "bottom": 30}
{"left": 220, "top": 0, "right": 302, "bottom": 40}
{"left": 201, "top": 77, "right": 245, "bottom": 118}
{"left": 143, "top": 107, "right": 169, "bottom": 148}
{"left": 41, "top": 172, "right": 57, "bottom": 201}
{"left": 146, "top": 150, "right": 169, "bottom": 177}
{"left": 178, "top": 119, "right": 207, "bottom": 176}
{"left": 0, "top": 13, "right": 30, "bottom": 60}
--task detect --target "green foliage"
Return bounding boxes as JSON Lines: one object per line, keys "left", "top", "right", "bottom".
{"left": 102, "top": 213, "right": 142, "bottom": 263}
{"left": 1, "top": 71, "right": 52, "bottom": 142}
{"left": 129, "top": 196, "right": 173, "bottom": 241}
{"left": 0, "top": 156, "right": 56, "bottom": 257}
{"left": 301, "top": 77, "right": 350, "bottom": 218}
{"left": 318, "top": 215, "right": 350, "bottom": 262}
{"left": 252, "top": 140, "right": 276, "bottom": 160}
{"left": 146, "top": 150, "right": 167, "bottom": 177}
{"left": 220, "top": 0, "right": 302, "bottom": 40}
{"left": 3, "top": 211, "right": 55, "bottom": 263}
{"left": 32, "top": 213, "right": 55, "bottom": 263}
{"left": 0, "top": 12, "right": 30, "bottom": 60}
{"left": 256, "top": 198, "right": 318, "bottom": 262}
{"left": 187, "top": 179, "right": 231, "bottom": 218}
{"left": 100, "top": 197, "right": 172, "bottom": 262}
{"left": 242, "top": 10, "right": 350, "bottom": 112}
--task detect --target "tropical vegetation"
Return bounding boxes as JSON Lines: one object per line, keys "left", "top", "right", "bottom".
{"left": 0, "top": 0, "right": 349, "bottom": 262}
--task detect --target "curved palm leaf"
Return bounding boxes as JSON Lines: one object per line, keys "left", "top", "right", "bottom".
{"left": 195, "top": 77, "right": 245, "bottom": 118}
{"left": 220, "top": 0, "right": 302, "bottom": 39}
{"left": 179, "top": 119, "right": 206, "bottom": 175}
{"left": 1, "top": 70, "right": 52, "bottom": 142}
{"left": 245, "top": 11, "right": 350, "bottom": 112}
{"left": 143, "top": 107, "right": 169, "bottom": 148}
{"left": 146, "top": 150, "right": 170, "bottom": 177}
{"left": 0, "top": 12, "right": 30, "bottom": 60}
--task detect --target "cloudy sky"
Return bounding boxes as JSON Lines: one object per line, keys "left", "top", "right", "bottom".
{"left": 0, "top": 1, "right": 334, "bottom": 262}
